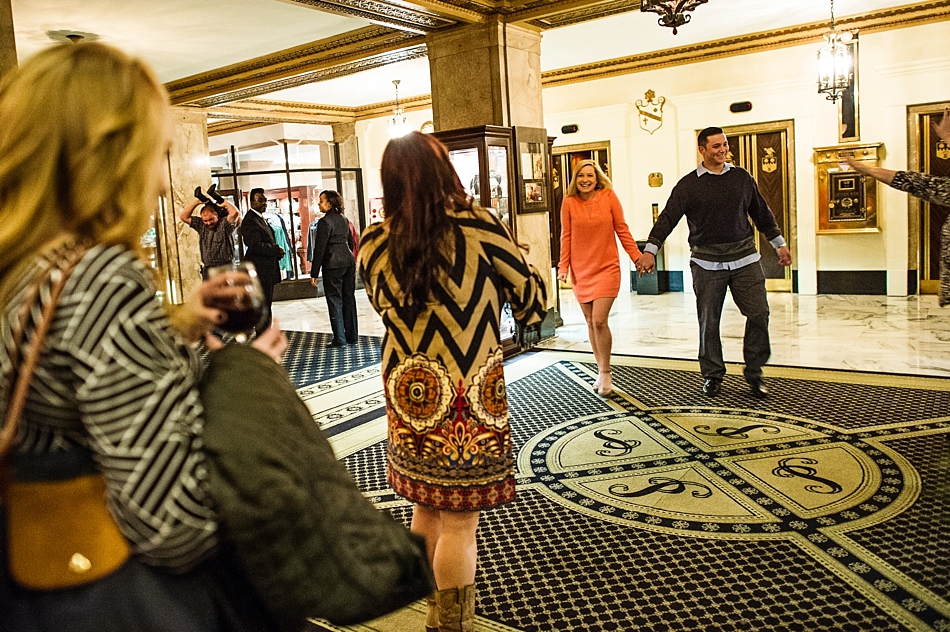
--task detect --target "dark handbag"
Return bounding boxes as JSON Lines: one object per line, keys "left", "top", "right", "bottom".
{"left": 0, "top": 248, "right": 130, "bottom": 590}
{"left": 199, "top": 344, "right": 436, "bottom": 631}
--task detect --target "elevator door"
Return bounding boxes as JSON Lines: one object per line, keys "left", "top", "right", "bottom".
{"left": 724, "top": 127, "right": 793, "bottom": 292}
{"left": 550, "top": 143, "right": 611, "bottom": 270}
{"left": 917, "top": 109, "right": 950, "bottom": 295}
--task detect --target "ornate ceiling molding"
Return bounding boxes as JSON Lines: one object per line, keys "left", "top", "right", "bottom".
{"left": 199, "top": 93, "right": 435, "bottom": 129}
{"left": 523, "top": 0, "right": 639, "bottom": 28}
{"left": 354, "top": 93, "right": 433, "bottom": 117}
{"left": 184, "top": 45, "right": 428, "bottom": 108}
{"left": 207, "top": 120, "right": 273, "bottom": 137}
{"left": 397, "top": 0, "right": 492, "bottom": 21}
{"left": 504, "top": 0, "right": 635, "bottom": 26}
{"left": 285, "top": 0, "right": 460, "bottom": 32}
{"left": 541, "top": 1, "right": 950, "bottom": 87}
{"left": 167, "top": 26, "right": 423, "bottom": 105}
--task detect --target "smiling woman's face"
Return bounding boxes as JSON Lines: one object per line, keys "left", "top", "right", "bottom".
{"left": 575, "top": 165, "right": 597, "bottom": 196}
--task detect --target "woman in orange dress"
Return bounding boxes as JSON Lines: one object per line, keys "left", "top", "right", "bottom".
{"left": 557, "top": 160, "right": 641, "bottom": 396}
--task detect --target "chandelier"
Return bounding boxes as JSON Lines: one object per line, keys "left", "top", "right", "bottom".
{"left": 640, "top": 0, "right": 708, "bottom": 35}
{"left": 817, "top": 0, "right": 854, "bottom": 103}
{"left": 388, "top": 80, "right": 411, "bottom": 139}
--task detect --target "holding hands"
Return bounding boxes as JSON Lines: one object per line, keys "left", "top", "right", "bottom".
{"left": 636, "top": 252, "right": 656, "bottom": 276}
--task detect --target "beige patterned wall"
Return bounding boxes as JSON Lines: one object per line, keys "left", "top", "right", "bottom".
{"left": 165, "top": 107, "right": 211, "bottom": 302}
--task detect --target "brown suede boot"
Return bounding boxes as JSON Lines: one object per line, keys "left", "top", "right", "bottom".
{"left": 425, "top": 592, "right": 439, "bottom": 632}
{"left": 435, "top": 584, "right": 475, "bottom": 632}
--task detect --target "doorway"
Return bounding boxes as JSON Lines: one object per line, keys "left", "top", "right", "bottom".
{"left": 721, "top": 121, "right": 797, "bottom": 292}
{"left": 907, "top": 101, "right": 950, "bottom": 295}
{"left": 550, "top": 142, "right": 611, "bottom": 268}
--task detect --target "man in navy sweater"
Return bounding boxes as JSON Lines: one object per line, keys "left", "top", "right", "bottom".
{"left": 637, "top": 127, "right": 792, "bottom": 398}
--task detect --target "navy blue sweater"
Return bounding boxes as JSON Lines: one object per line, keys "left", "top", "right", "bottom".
{"left": 647, "top": 166, "right": 782, "bottom": 262}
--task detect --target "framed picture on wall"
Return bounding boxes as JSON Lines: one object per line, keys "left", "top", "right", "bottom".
{"left": 838, "top": 36, "right": 860, "bottom": 143}
{"left": 514, "top": 126, "right": 551, "bottom": 214}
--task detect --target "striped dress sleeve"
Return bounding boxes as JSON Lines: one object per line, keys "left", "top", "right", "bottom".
{"left": 9, "top": 246, "right": 218, "bottom": 570}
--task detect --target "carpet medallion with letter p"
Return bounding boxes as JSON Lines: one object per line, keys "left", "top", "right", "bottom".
{"left": 291, "top": 337, "right": 950, "bottom": 632}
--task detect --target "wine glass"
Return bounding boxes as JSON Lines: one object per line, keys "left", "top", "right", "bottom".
{"left": 206, "top": 261, "right": 265, "bottom": 343}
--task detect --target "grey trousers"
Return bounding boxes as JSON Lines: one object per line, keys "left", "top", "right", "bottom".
{"left": 690, "top": 261, "right": 770, "bottom": 382}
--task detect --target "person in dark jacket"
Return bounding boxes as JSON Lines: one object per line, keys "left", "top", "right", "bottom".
{"left": 241, "top": 188, "right": 284, "bottom": 334}
{"left": 310, "top": 190, "right": 358, "bottom": 346}
{"left": 637, "top": 127, "right": 792, "bottom": 399}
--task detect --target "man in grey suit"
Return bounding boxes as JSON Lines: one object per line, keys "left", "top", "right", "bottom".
{"left": 241, "top": 188, "right": 284, "bottom": 333}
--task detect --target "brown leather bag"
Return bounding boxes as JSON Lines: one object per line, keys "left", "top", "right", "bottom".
{"left": 0, "top": 249, "right": 130, "bottom": 590}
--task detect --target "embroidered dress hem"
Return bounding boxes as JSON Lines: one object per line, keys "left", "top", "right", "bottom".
{"left": 389, "top": 470, "right": 516, "bottom": 511}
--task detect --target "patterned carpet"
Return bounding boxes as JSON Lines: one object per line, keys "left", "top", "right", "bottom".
{"left": 281, "top": 332, "right": 950, "bottom": 632}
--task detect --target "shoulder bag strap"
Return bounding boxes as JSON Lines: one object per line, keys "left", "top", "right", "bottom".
{"left": 0, "top": 247, "right": 89, "bottom": 499}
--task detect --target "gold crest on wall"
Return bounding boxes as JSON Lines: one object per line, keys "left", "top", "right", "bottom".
{"left": 761, "top": 147, "right": 778, "bottom": 173}
{"left": 648, "top": 172, "right": 663, "bottom": 187}
{"left": 636, "top": 90, "right": 665, "bottom": 135}
{"left": 937, "top": 140, "right": 950, "bottom": 160}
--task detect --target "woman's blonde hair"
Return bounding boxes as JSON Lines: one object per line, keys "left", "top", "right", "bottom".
{"left": 565, "top": 159, "right": 612, "bottom": 198}
{"left": 0, "top": 43, "right": 170, "bottom": 280}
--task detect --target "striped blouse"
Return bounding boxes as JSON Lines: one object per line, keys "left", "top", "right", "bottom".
{"left": 0, "top": 244, "right": 218, "bottom": 570}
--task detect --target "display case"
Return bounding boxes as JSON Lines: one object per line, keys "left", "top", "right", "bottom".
{"left": 434, "top": 125, "right": 553, "bottom": 355}
{"left": 435, "top": 125, "right": 516, "bottom": 232}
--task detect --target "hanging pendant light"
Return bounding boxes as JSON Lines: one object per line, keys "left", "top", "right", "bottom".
{"left": 817, "top": 0, "right": 854, "bottom": 103}
{"left": 388, "top": 80, "right": 411, "bottom": 139}
{"left": 640, "top": 0, "right": 708, "bottom": 35}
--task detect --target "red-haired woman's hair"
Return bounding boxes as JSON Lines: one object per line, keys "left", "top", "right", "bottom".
{"left": 380, "top": 132, "right": 471, "bottom": 313}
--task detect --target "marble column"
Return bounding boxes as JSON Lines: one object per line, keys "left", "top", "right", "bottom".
{"left": 332, "top": 122, "right": 359, "bottom": 168}
{"left": 162, "top": 108, "right": 211, "bottom": 303}
{"left": 426, "top": 18, "right": 543, "bottom": 129}
{"left": 426, "top": 19, "right": 554, "bottom": 311}
{"left": 0, "top": 0, "right": 17, "bottom": 79}
{"left": 331, "top": 122, "right": 363, "bottom": 233}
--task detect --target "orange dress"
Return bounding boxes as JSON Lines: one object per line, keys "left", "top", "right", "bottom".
{"left": 558, "top": 188, "right": 642, "bottom": 303}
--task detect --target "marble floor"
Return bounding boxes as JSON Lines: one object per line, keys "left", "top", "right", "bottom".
{"left": 274, "top": 289, "right": 950, "bottom": 378}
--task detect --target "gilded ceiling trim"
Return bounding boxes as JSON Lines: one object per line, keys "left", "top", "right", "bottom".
{"left": 383, "top": 0, "right": 489, "bottom": 22}
{"left": 207, "top": 120, "right": 272, "bottom": 137}
{"left": 200, "top": 93, "right": 435, "bottom": 129}
{"left": 506, "top": 0, "right": 635, "bottom": 25}
{"left": 286, "top": 0, "right": 457, "bottom": 32}
{"left": 524, "top": 0, "right": 639, "bottom": 28}
{"left": 354, "top": 93, "right": 433, "bottom": 117}
{"left": 184, "top": 45, "right": 428, "bottom": 108}
{"left": 167, "top": 26, "right": 422, "bottom": 105}
{"left": 541, "top": 1, "right": 950, "bottom": 87}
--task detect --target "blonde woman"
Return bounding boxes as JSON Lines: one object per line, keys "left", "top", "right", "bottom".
{"left": 0, "top": 44, "right": 284, "bottom": 630}
{"left": 557, "top": 160, "right": 641, "bottom": 396}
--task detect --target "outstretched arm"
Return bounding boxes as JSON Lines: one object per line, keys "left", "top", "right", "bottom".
{"left": 845, "top": 158, "right": 896, "bottom": 186}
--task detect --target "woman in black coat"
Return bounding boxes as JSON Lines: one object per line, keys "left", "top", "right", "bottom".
{"left": 309, "top": 190, "right": 358, "bottom": 346}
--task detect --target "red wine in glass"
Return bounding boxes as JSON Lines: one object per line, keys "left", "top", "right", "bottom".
{"left": 207, "top": 262, "right": 265, "bottom": 343}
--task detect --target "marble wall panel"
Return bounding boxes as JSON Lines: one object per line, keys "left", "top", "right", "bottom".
{"left": 166, "top": 107, "right": 211, "bottom": 302}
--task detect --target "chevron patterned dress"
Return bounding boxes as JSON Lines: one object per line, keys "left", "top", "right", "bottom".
{"left": 359, "top": 207, "right": 547, "bottom": 511}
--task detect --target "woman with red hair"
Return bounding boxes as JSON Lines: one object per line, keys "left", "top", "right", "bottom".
{"left": 359, "top": 132, "right": 547, "bottom": 631}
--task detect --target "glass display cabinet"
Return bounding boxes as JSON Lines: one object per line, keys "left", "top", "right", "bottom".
{"left": 435, "top": 125, "right": 516, "bottom": 233}
{"left": 434, "top": 125, "right": 554, "bottom": 356}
